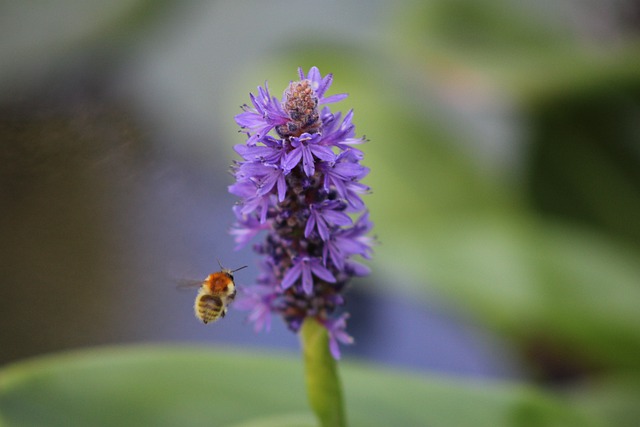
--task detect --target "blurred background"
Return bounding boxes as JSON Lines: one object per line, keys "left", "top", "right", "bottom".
{"left": 1, "top": 0, "right": 639, "bottom": 420}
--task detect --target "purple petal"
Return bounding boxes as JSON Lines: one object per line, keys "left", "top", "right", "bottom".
{"left": 309, "top": 145, "right": 336, "bottom": 162}
{"left": 316, "top": 216, "right": 330, "bottom": 241}
{"left": 228, "top": 180, "right": 255, "bottom": 198}
{"left": 276, "top": 173, "right": 287, "bottom": 202}
{"left": 320, "top": 93, "right": 348, "bottom": 104}
{"left": 322, "top": 209, "right": 352, "bottom": 227}
{"left": 234, "top": 111, "right": 262, "bottom": 129}
{"left": 323, "top": 314, "right": 354, "bottom": 360}
{"left": 283, "top": 148, "right": 302, "bottom": 171}
{"left": 304, "top": 214, "right": 316, "bottom": 238}
{"left": 346, "top": 261, "right": 371, "bottom": 277}
{"left": 301, "top": 146, "right": 315, "bottom": 176}
{"left": 307, "top": 66, "right": 321, "bottom": 86}
{"left": 310, "top": 262, "right": 336, "bottom": 283}
{"left": 316, "top": 71, "right": 332, "bottom": 98}
{"left": 328, "top": 336, "right": 341, "bottom": 359}
{"left": 282, "top": 262, "right": 302, "bottom": 289}
{"left": 325, "top": 244, "right": 344, "bottom": 270}
{"left": 301, "top": 263, "right": 314, "bottom": 295}
{"left": 333, "top": 161, "right": 367, "bottom": 180}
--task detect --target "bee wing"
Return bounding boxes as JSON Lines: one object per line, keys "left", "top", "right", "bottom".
{"left": 176, "top": 279, "right": 203, "bottom": 292}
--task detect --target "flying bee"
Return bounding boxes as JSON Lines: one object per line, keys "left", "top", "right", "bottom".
{"left": 180, "top": 262, "right": 247, "bottom": 324}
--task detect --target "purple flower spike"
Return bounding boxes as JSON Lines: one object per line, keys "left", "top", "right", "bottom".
{"left": 230, "top": 67, "right": 374, "bottom": 359}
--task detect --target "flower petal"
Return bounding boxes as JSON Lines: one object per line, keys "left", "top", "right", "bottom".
{"left": 281, "top": 263, "right": 302, "bottom": 289}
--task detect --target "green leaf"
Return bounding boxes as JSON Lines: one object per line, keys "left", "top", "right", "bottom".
{"left": 226, "top": 413, "right": 315, "bottom": 427}
{"left": 393, "top": 0, "right": 640, "bottom": 104}
{"left": 386, "top": 214, "right": 640, "bottom": 369}
{"left": 568, "top": 374, "right": 640, "bottom": 427}
{"left": 251, "top": 44, "right": 640, "bottom": 372}
{"left": 0, "top": 346, "right": 601, "bottom": 427}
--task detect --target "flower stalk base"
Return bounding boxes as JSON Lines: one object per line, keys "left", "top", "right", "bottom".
{"left": 300, "top": 318, "right": 347, "bottom": 427}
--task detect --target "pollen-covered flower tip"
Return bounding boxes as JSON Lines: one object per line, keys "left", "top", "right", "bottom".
{"left": 230, "top": 66, "right": 373, "bottom": 359}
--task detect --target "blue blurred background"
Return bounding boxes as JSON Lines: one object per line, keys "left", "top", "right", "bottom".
{"left": 1, "top": 0, "right": 639, "bottom": 406}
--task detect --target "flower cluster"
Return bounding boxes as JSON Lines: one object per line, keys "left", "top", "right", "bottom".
{"left": 230, "top": 67, "right": 373, "bottom": 358}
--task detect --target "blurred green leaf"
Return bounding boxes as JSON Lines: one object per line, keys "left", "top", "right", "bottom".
{"left": 227, "top": 413, "right": 315, "bottom": 427}
{"left": 569, "top": 374, "right": 640, "bottom": 427}
{"left": 526, "top": 77, "right": 640, "bottom": 246}
{"left": 417, "top": 217, "right": 640, "bottom": 368}
{"left": 258, "top": 16, "right": 640, "bottom": 373}
{"left": 394, "top": 0, "right": 640, "bottom": 103}
{"left": 0, "top": 346, "right": 601, "bottom": 427}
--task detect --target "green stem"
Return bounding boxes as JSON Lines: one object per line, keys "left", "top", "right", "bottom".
{"left": 300, "top": 318, "right": 347, "bottom": 427}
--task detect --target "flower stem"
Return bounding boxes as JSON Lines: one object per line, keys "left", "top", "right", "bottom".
{"left": 300, "top": 318, "right": 347, "bottom": 427}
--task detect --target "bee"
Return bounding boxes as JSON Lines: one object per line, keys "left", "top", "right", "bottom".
{"left": 183, "top": 262, "right": 247, "bottom": 324}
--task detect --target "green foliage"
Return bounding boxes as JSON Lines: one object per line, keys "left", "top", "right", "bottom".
{"left": 3, "top": 0, "right": 639, "bottom": 425}
{"left": 569, "top": 374, "right": 640, "bottom": 427}
{"left": 251, "top": 1, "right": 640, "bottom": 423}
{"left": 0, "top": 346, "right": 601, "bottom": 427}
{"left": 269, "top": 43, "right": 640, "bottom": 374}
{"left": 263, "top": 0, "right": 640, "bottom": 376}
{"left": 407, "top": 0, "right": 572, "bottom": 53}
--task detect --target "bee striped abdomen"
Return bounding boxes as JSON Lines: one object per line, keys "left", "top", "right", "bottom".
{"left": 195, "top": 290, "right": 226, "bottom": 324}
